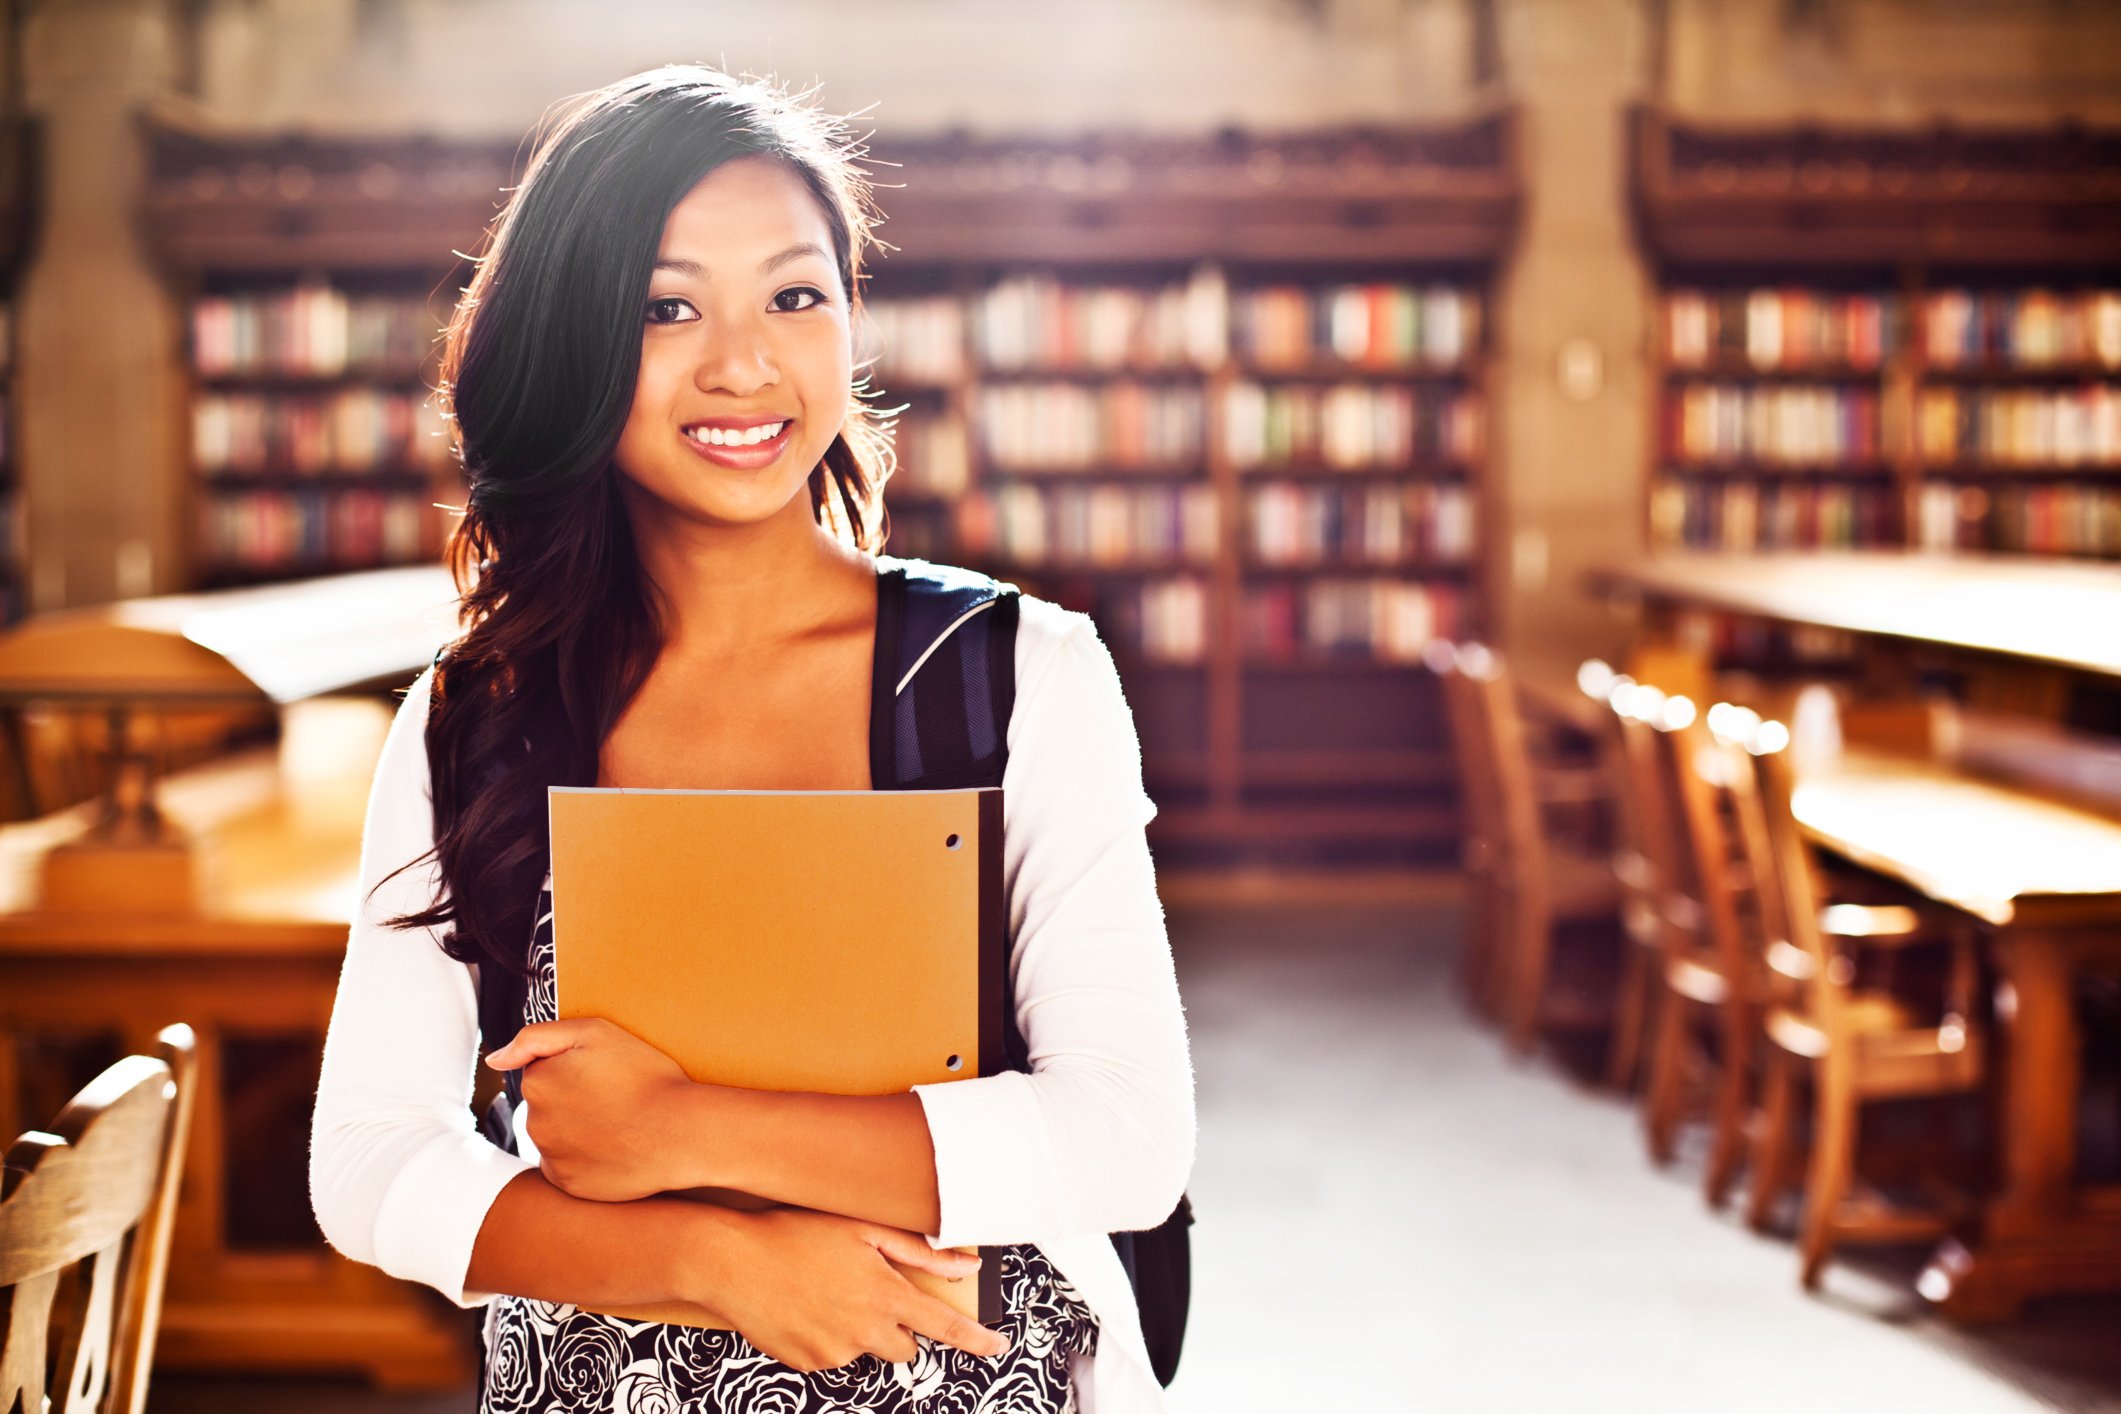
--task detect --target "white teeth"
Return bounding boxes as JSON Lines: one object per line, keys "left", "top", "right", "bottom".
{"left": 689, "top": 421, "right": 786, "bottom": 447}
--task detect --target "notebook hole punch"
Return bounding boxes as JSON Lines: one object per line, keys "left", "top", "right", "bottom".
{"left": 945, "top": 833, "right": 962, "bottom": 850}
{"left": 946, "top": 1054, "right": 964, "bottom": 1072}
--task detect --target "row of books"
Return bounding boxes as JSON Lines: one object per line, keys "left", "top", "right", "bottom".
{"left": 954, "top": 484, "right": 1219, "bottom": 567}
{"left": 1916, "top": 385, "right": 2121, "bottom": 467}
{"left": 1234, "top": 284, "right": 1481, "bottom": 370}
{"left": 1650, "top": 479, "right": 1900, "bottom": 551}
{"left": 1664, "top": 290, "right": 1900, "bottom": 372}
{"left": 972, "top": 271, "right": 1229, "bottom": 373}
{"left": 1242, "top": 578, "right": 1463, "bottom": 663}
{"left": 1247, "top": 482, "right": 1476, "bottom": 566}
{"left": 1916, "top": 483, "right": 2121, "bottom": 557}
{"left": 1923, "top": 290, "right": 2121, "bottom": 370}
{"left": 975, "top": 382, "right": 1205, "bottom": 470}
{"left": 1092, "top": 576, "right": 1212, "bottom": 664}
{"left": 192, "top": 288, "right": 439, "bottom": 378}
{"left": 199, "top": 487, "right": 432, "bottom": 572}
{"left": 888, "top": 415, "right": 973, "bottom": 497}
{"left": 1665, "top": 383, "right": 1882, "bottom": 466}
{"left": 193, "top": 391, "right": 454, "bottom": 476}
{"left": 863, "top": 274, "right": 1484, "bottom": 379}
{"left": 1225, "top": 383, "right": 1483, "bottom": 469}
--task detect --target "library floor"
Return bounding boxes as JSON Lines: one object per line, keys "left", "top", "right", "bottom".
{"left": 152, "top": 897, "right": 2121, "bottom": 1413}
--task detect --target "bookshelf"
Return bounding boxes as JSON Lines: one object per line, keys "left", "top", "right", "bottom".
{"left": 866, "top": 120, "right": 1518, "bottom": 866}
{"left": 1631, "top": 108, "right": 2121, "bottom": 566}
{"left": 137, "top": 116, "right": 1519, "bottom": 867}
{"left": 140, "top": 121, "right": 518, "bottom": 588}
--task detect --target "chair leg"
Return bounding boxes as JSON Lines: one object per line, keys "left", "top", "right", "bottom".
{"left": 1703, "top": 1008, "right": 1753, "bottom": 1210}
{"left": 1799, "top": 1061, "right": 1859, "bottom": 1291}
{"left": 1745, "top": 1051, "right": 1799, "bottom": 1232}
{"left": 1505, "top": 906, "right": 1551, "bottom": 1056}
{"left": 1459, "top": 872, "right": 1494, "bottom": 1014}
{"left": 1605, "top": 934, "right": 1652, "bottom": 1091}
{"left": 1642, "top": 982, "right": 1689, "bottom": 1167}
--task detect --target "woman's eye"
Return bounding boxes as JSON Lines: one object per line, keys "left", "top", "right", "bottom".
{"left": 645, "top": 297, "right": 697, "bottom": 325}
{"left": 773, "top": 286, "right": 829, "bottom": 313}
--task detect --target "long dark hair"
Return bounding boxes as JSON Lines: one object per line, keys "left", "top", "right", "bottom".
{"left": 388, "top": 66, "right": 893, "bottom": 994}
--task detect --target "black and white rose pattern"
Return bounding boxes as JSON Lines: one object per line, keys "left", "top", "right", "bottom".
{"left": 477, "top": 893, "right": 1098, "bottom": 1413}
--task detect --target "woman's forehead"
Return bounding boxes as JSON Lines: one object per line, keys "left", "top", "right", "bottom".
{"left": 656, "top": 158, "right": 833, "bottom": 270}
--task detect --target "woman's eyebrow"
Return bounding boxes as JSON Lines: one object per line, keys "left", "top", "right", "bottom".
{"left": 651, "top": 243, "right": 829, "bottom": 280}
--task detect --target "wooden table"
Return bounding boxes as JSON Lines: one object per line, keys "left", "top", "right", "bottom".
{"left": 1590, "top": 551, "right": 2121, "bottom": 680}
{"left": 1792, "top": 749, "right": 2121, "bottom": 1320}
{"left": 0, "top": 745, "right": 475, "bottom": 1388}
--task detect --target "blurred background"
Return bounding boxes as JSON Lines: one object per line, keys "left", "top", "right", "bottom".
{"left": 1, "top": 1, "right": 2119, "bottom": 1410}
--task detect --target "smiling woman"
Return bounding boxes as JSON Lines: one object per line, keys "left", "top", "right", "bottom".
{"left": 307, "top": 63, "right": 1194, "bottom": 1414}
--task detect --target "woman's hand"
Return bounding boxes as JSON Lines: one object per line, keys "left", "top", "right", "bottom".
{"left": 485, "top": 1018, "right": 702, "bottom": 1202}
{"left": 699, "top": 1208, "right": 1010, "bottom": 1372}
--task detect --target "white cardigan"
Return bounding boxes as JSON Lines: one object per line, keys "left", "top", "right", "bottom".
{"left": 309, "top": 591, "right": 1197, "bottom": 1414}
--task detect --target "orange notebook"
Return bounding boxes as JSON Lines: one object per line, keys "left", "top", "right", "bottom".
{"left": 547, "top": 786, "right": 1007, "bottom": 1329}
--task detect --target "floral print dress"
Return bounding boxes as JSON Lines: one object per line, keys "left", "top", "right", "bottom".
{"left": 479, "top": 888, "right": 1100, "bottom": 1414}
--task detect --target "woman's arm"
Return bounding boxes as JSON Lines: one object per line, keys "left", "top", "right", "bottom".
{"left": 491, "top": 603, "right": 1197, "bottom": 1245}
{"left": 310, "top": 667, "right": 1003, "bottom": 1370}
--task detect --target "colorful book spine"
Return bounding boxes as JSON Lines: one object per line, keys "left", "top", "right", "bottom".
{"left": 200, "top": 487, "right": 431, "bottom": 573}
{"left": 975, "top": 382, "right": 1204, "bottom": 470}
{"left": 862, "top": 296, "right": 967, "bottom": 384}
{"left": 1665, "top": 383, "right": 1881, "bottom": 465}
{"left": 1916, "top": 385, "right": 2121, "bottom": 467}
{"left": 191, "top": 288, "right": 437, "bottom": 378}
{"left": 888, "top": 413, "right": 972, "bottom": 497}
{"left": 1917, "top": 482, "right": 2121, "bottom": 557}
{"left": 192, "top": 390, "right": 455, "bottom": 475}
{"left": 1664, "top": 289, "right": 1899, "bottom": 371}
{"left": 1234, "top": 284, "right": 1480, "bottom": 369}
{"left": 1241, "top": 578, "right": 1461, "bottom": 663}
{"left": 953, "top": 483, "right": 1218, "bottom": 568}
{"left": 971, "top": 269, "right": 1227, "bottom": 371}
{"left": 1223, "top": 383, "right": 1482, "bottom": 469}
{"left": 1246, "top": 482, "right": 1475, "bottom": 565}
{"left": 1086, "top": 576, "right": 1211, "bottom": 664}
{"left": 1651, "top": 479, "right": 1899, "bottom": 552}
{"left": 1923, "top": 289, "right": 2121, "bottom": 370}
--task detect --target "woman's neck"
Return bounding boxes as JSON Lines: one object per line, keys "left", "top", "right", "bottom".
{"left": 620, "top": 480, "right": 872, "bottom": 659}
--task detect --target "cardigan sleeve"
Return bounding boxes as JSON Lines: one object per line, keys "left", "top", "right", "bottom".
{"left": 912, "top": 599, "right": 1198, "bottom": 1247}
{"left": 309, "top": 666, "right": 536, "bottom": 1306}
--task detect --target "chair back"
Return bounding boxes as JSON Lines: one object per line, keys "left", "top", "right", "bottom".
{"left": 1, "top": 1024, "right": 197, "bottom": 1414}
{"left": 1660, "top": 706, "right": 1755, "bottom": 983}
{"left": 1453, "top": 644, "right": 1549, "bottom": 915}
{"left": 1733, "top": 723, "right": 1848, "bottom": 1029}
{"left": 1605, "top": 682, "right": 1711, "bottom": 965}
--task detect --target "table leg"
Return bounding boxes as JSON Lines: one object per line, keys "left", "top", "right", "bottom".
{"left": 1919, "top": 925, "right": 2121, "bottom": 1322}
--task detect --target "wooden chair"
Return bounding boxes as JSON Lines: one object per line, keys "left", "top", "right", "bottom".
{"left": 1, "top": 1023, "right": 198, "bottom": 1414}
{"left": 1578, "top": 664, "right": 1680, "bottom": 1092}
{"left": 1713, "top": 715, "right": 1985, "bottom": 1287}
{"left": 1434, "top": 642, "right": 1619, "bottom": 1053}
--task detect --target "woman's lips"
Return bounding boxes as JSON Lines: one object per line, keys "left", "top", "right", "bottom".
{"left": 680, "top": 420, "right": 794, "bottom": 470}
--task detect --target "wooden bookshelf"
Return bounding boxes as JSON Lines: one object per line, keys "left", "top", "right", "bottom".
{"left": 1631, "top": 107, "right": 2121, "bottom": 567}
{"left": 135, "top": 116, "right": 1519, "bottom": 867}
{"left": 866, "top": 119, "right": 1519, "bottom": 867}
{"left": 139, "top": 120, "right": 512, "bottom": 589}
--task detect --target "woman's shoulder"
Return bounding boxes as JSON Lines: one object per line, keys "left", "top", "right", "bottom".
{"left": 878, "top": 553, "right": 1106, "bottom": 677}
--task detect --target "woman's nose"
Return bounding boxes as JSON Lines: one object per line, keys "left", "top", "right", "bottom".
{"left": 693, "top": 316, "right": 779, "bottom": 396}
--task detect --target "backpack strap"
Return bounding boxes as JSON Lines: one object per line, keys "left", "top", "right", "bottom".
{"left": 874, "top": 557, "right": 1019, "bottom": 793}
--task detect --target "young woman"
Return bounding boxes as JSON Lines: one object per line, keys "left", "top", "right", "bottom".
{"left": 308, "top": 65, "right": 1195, "bottom": 1414}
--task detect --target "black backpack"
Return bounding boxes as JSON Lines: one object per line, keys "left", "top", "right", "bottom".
{"left": 475, "top": 557, "right": 1192, "bottom": 1385}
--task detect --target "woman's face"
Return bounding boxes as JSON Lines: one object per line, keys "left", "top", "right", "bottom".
{"left": 612, "top": 155, "right": 853, "bottom": 532}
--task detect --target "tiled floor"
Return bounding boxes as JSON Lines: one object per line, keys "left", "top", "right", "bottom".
{"left": 152, "top": 899, "right": 2121, "bottom": 1413}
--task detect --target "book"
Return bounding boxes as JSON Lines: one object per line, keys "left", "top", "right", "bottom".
{"left": 547, "top": 785, "right": 1007, "bottom": 1330}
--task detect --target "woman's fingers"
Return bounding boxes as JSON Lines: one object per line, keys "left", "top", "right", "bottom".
{"left": 893, "top": 1288, "right": 1011, "bottom": 1360}
{"left": 868, "top": 1227, "right": 981, "bottom": 1279}
{"left": 484, "top": 1018, "right": 600, "bottom": 1070}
